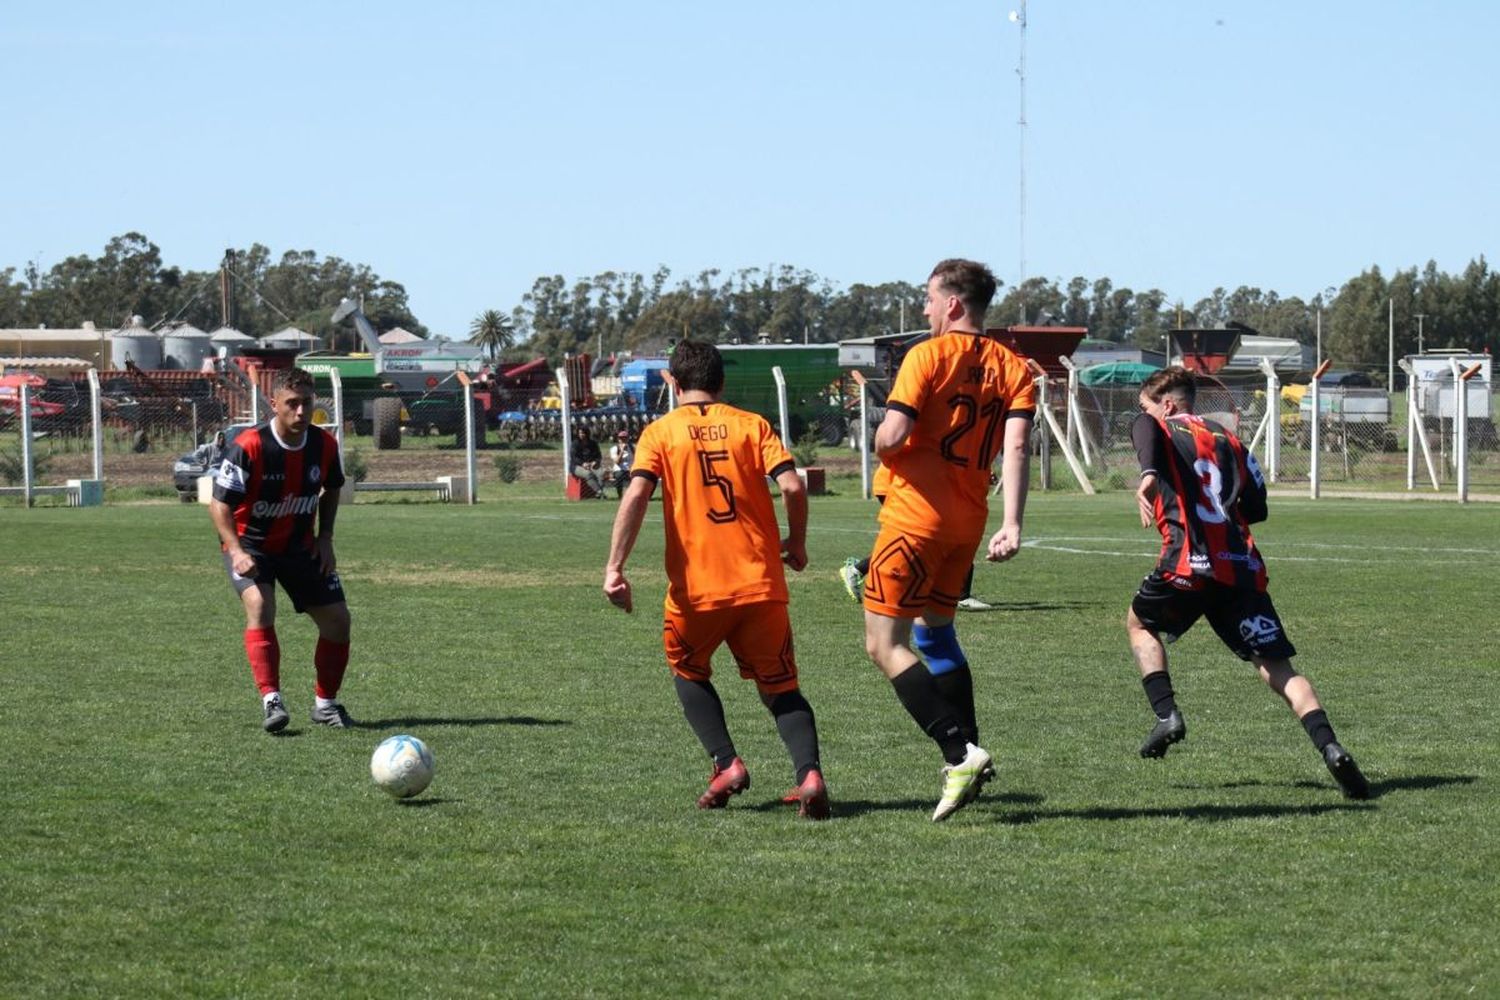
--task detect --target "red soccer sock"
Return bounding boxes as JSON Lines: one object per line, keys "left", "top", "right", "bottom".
{"left": 244, "top": 627, "right": 281, "bottom": 696}
{"left": 314, "top": 637, "right": 351, "bottom": 700}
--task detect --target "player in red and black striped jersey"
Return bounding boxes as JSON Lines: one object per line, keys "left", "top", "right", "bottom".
{"left": 210, "top": 367, "right": 354, "bottom": 734}
{"left": 1126, "top": 367, "right": 1369, "bottom": 798}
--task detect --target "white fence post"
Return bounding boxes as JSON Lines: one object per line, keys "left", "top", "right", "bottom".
{"left": 1059, "top": 357, "right": 1096, "bottom": 467}
{"left": 88, "top": 368, "right": 104, "bottom": 483}
{"left": 557, "top": 365, "right": 572, "bottom": 488}
{"left": 463, "top": 376, "right": 478, "bottom": 505}
{"left": 1036, "top": 372, "right": 1052, "bottom": 490}
{"left": 859, "top": 379, "right": 872, "bottom": 500}
{"left": 1028, "top": 362, "right": 1094, "bottom": 495}
{"left": 771, "top": 365, "right": 791, "bottom": 450}
{"left": 1309, "top": 376, "right": 1321, "bottom": 499}
{"left": 1452, "top": 357, "right": 1470, "bottom": 503}
{"left": 1402, "top": 359, "right": 1440, "bottom": 491}
{"left": 330, "top": 368, "right": 344, "bottom": 450}
{"left": 20, "top": 382, "right": 34, "bottom": 507}
{"left": 1248, "top": 360, "right": 1280, "bottom": 483}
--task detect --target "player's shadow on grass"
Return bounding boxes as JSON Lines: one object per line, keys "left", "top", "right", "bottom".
{"left": 1365, "top": 773, "right": 1476, "bottom": 798}
{"left": 779, "top": 790, "right": 1044, "bottom": 819}
{"left": 1177, "top": 773, "right": 1475, "bottom": 802}
{"left": 962, "top": 600, "right": 1095, "bottom": 613}
{"left": 354, "top": 716, "right": 571, "bottom": 730}
{"left": 990, "top": 800, "right": 1372, "bottom": 825}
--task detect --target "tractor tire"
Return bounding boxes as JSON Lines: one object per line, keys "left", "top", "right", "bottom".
{"left": 373, "top": 397, "right": 403, "bottom": 450}
{"left": 817, "top": 413, "right": 847, "bottom": 447}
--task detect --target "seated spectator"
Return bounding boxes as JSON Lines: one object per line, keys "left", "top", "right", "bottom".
{"left": 193, "top": 431, "right": 227, "bottom": 471}
{"left": 572, "top": 426, "right": 607, "bottom": 498}
{"left": 608, "top": 429, "right": 635, "bottom": 498}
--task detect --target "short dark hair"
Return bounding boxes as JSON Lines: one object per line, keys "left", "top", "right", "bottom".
{"left": 930, "top": 258, "right": 998, "bottom": 316}
{"left": 1141, "top": 365, "right": 1198, "bottom": 408}
{"left": 272, "top": 366, "right": 317, "bottom": 397}
{"left": 669, "top": 339, "right": 724, "bottom": 394}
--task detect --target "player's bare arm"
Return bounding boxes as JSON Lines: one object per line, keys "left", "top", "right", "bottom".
{"left": 774, "top": 468, "right": 808, "bottom": 572}
{"left": 1136, "top": 472, "right": 1159, "bottom": 528}
{"left": 315, "top": 489, "right": 339, "bottom": 575}
{"left": 603, "top": 475, "right": 654, "bottom": 613}
{"left": 987, "top": 414, "right": 1033, "bottom": 562}
{"left": 210, "top": 498, "right": 257, "bottom": 577}
{"left": 873, "top": 408, "right": 915, "bottom": 459}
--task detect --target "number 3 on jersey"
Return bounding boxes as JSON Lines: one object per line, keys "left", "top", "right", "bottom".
{"left": 1192, "top": 457, "right": 1230, "bottom": 524}
{"left": 698, "top": 450, "right": 737, "bottom": 522}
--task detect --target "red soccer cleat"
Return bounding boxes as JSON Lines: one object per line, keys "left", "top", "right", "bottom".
{"left": 780, "top": 768, "right": 831, "bottom": 820}
{"left": 697, "top": 757, "right": 750, "bottom": 809}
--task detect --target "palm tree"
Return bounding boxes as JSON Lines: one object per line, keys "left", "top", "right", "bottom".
{"left": 469, "top": 309, "right": 515, "bottom": 360}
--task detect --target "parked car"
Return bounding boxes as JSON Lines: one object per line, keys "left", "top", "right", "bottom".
{"left": 171, "top": 423, "right": 254, "bottom": 501}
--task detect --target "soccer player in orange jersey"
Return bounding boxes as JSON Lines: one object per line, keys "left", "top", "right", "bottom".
{"left": 603, "top": 339, "right": 830, "bottom": 819}
{"left": 861, "top": 259, "right": 1037, "bottom": 820}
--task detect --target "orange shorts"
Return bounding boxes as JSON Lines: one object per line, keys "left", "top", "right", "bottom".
{"left": 662, "top": 601, "right": 799, "bottom": 696}
{"left": 862, "top": 524, "right": 976, "bottom": 618}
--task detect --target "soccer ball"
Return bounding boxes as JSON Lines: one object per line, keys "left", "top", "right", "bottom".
{"left": 370, "top": 735, "right": 435, "bottom": 798}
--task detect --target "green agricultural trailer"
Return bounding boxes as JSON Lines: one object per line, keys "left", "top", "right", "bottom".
{"left": 717, "top": 342, "right": 849, "bottom": 444}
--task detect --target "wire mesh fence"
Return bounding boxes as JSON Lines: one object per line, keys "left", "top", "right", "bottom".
{"left": 4, "top": 354, "right": 1495, "bottom": 505}
{"left": 1054, "top": 372, "right": 1500, "bottom": 495}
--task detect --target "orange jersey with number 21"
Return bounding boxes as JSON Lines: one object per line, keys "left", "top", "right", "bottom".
{"left": 631, "top": 402, "right": 798, "bottom": 612}
{"left": 880, "top": 332, "right": 1036, "bottom": 544}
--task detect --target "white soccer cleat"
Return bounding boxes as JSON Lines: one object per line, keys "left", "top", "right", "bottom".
{"left": 932, "top": 743, "right": 992, "bottom": 821}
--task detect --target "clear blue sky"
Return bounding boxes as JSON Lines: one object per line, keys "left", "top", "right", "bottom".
{"left": 5, "top": 1, "right": 1496, "bottom": 335}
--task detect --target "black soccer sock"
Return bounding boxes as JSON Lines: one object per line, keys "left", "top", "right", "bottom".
{"left": 959, "top": 565, "right": 975, "bottom": 601}
{"left": 932, "top": 666, "right": 978, "bottom": 746}
{"left": 1299, "top": 708, "right": 1337, "bottom": 752}
{"left": 1142, "top": 671, "right": 1178, "bottom": 720}
{"left": 890, "top": 665, "right": 969, "bottom": 764}
{"left": 673, "top": 676, "right": 736, "bottom": 768}
{"left": 855, "top": 557, "right": 870, "bottom": 576}
{"left": 765, "top": 689, "right": 821, "bottom": 784}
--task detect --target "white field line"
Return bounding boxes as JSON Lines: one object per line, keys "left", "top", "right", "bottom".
{"left": 1024, "top": 535, "right": 1500, "bottom": 564}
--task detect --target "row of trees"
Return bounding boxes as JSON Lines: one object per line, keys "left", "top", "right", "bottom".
{"left": 0, "top": 233, "right": 427, "bottom": 349}
{"left": 499, "top": 258, "right": 1500, "bottom": 374}
{"left": 4, "top": 233, "right": 1495, "bottom": 374}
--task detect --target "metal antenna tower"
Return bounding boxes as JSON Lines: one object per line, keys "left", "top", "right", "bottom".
{"left": 1010, "top": 2, "right": 1028, "bottom": 322}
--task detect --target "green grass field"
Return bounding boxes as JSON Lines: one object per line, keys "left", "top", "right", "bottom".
{"left": 3, "top": 483, "right": 1496, "bottom": 997}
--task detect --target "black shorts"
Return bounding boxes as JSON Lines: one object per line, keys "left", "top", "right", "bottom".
{"left": 1131, "top": 571, "right": 1296, "bottom": 662}
{"left": 223, "top": 547, "right": 346, "bottom": 614}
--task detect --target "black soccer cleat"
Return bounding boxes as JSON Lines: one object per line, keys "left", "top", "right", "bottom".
{"left": 262, "top": 694, "right": 290, "bottom": 733}
{"left": 310, "top": 701, "right": 354, "bottom": 728}
{"left": 1139, "top": 710, "right": 1186, "bottom": 758}
{"left": 1322, "top": 742, "right": 1370, "bottom": 800}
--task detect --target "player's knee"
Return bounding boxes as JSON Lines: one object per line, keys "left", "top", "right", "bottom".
{"left": 913, "top": 622, "right": 967, "bottom": 676}
{"left": 764, "top": 689, "right": 811, "bottom": 716}
{"left": 1256, "top": 657, "right": 1297, "bottom": 685}
{"left": 1126, "top": 609, "right": 1161, "bottom": 646}
{"left": 241, "top": 588, "right": 272, "bottom": 623}
{"left": 317, "top": 603, "right": 352, "bottom": 640}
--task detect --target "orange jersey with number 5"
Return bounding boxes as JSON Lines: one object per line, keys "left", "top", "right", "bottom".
{"left": 631, "top": 402, "right": 798, "bottom": 611}
{"left": 880, "top": 332, "right": 1036, "bottom": 544}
